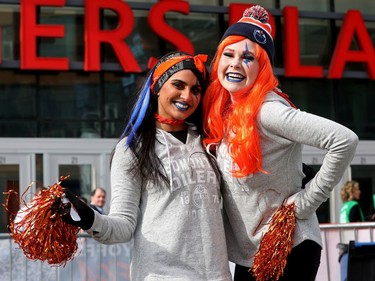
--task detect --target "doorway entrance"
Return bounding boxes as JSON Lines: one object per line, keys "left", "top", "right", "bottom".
{"left": 1, "top": 138, "right": 374, "bottom": 231}
{"left": 0, "top": 138, "right": 116, "bottom": 232}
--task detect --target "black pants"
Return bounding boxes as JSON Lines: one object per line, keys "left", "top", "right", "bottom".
{"left": 234, "top": 240, "right": 322, "bottom": 281}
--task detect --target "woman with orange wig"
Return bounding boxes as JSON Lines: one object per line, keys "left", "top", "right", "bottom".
{"left": 203, "top": 5, "right": 359, "bottom": 281}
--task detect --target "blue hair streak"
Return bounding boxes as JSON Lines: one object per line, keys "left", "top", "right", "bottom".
{"left": 121, "top": 70, "right": 154, "bottom": 147}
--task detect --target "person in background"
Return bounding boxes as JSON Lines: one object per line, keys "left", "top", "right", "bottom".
{"left": 368, "top": 193, "right": 375, "bottom": 221}
{"left": 90, "top": 187, "right": 106, "bottom": 214}
{"left": 202, "top": 5, "right": 359, "bottom": 281}
{"left": 340, "top": 180, "right": 364, "bottom": 223}
{"left": 62, "top": 51, "right": 232, "bottom": 281}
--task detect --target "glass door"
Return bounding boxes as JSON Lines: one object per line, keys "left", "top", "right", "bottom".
{"left": 351, "top": 165, "right": 375, "bottom": 221}
{"left": 349, "top": 142, "right": 375, "bottom": 222}
{"left": 0, "top": 154, "right": 34, "bottom": 233}
{"left": 43, "top": 153, "right": 110, "bottom": 211}
{"left": 302, "top": 145, "right": 353, "bottom": 223}
{"left": 303, "top": 141, "right": 375, "bottom": 223}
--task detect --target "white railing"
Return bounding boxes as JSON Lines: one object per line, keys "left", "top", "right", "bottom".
{"left": 0, "top": 233, "right": 133, "bottom": 281}
{"left": 1, "top": 223, "right": 375, "bottom": 281}
{"left": 317, "top": 222, "right": 375, "bottom": 281}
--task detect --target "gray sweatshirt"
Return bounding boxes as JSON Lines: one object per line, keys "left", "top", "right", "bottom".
{"left": 216, "top": 92, "right": 359, "bottom": 267}
{"left": 88, "top": 125, "right": 232, "bottom": 281}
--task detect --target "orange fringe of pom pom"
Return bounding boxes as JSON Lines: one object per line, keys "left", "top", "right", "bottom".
{"left": 3, "top": 177, "right": 79, "bottom": 267}
{"left": 251, "top": 203, "right": 296, "bottom": 281}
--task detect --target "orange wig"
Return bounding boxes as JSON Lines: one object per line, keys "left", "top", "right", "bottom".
{"left": 203, "top": 35, "right": 279, "bottom": 177}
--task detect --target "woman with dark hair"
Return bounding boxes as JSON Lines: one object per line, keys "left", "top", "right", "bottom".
{"left": 203, "top": 5, "right": 359, "bottom": 281}
{"left": 62, "top": 51, "right": 232, "bottom": 281}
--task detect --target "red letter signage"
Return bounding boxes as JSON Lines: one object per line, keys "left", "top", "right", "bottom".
{"left": 14, "top": 2, "right": 375, "bottom": 78}
{"left": 148, "top": 0, "right": 194, "bottom": 55}
{"left": 85, "top": 0, "right": 141, "bottom": 72}
{"left": 20, "top": 0, "right": 68, "bottom": 70}
{"left": 328, "top": 10, "right": 375, "bottom": 79}
{"left": 283, "top": 7, "right": 323, "bottom": 78}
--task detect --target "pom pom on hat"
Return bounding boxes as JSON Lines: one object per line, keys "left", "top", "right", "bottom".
{"left": 220, "top": 5, "right": 275, "bottom": 64}
{"left": 243, "top": 5, "right": 269, "bottom": 22}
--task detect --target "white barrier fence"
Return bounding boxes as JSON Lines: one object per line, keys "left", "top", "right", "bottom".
{"left": 0, "top": 233, "right": 133, "bottom": 281}
{"left": 1, "top": 223, "right": 375, "bottom": 281}
{"left": 317, "top": 222, "right": 375, "bottom": 281}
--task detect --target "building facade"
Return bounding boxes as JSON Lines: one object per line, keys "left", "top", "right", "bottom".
{"left": 1, "top": 0, "right": 375, "bottom": 232}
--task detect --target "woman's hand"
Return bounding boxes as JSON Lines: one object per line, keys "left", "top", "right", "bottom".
{"left": 61, "top": 188, "right": 95, "bottom": 230}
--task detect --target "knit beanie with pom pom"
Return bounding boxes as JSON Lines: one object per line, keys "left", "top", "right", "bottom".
{"left": 220, "top": 5, "right": 274, "bottom": 64}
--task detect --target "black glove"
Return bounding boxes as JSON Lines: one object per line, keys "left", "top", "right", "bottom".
{"left": 302, "top": 163, "right": 317, "bottom": 189}
{"left": 61, "top": 188, "right": 95, "bottom": 230}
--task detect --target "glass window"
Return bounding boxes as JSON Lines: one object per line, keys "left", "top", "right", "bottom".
{"left": 39, "top": 73, "right": 101, "bottom": 138}
{"left": 0, "top": 121, "right": 37, "bottom": 137}
{"left": 169, "top": 12, "right": 221, "bottom": 55}
{"left": 103, "top": 73, "right": 145, "bottom": 138}
{"left": 59, "top": 164, "right": 92, "bottom": 202}
{"left": 36, "top": 154, "right": 43, "bottom": 188}
{"left": 280, "top": 77, "right": 375, "bottom": 141}
{"left": 188, "top": 0, "right": 218, "bottom": 5}
{"left": 129, "top": 10, "right": 221, "bottom": 59}
{"left": 39, "top": 120, "right": 95, "bottom": 138}
{"left": 101, "top": 9, "right": 221, "bottom": 70}
{"left": 39, "top": 73, "right": 100, "bottom": 119}
{"left": 290, "top": 19, "right": 333, "bottom": 68}
{"left": 334, "top": 1, "right": 375, "bottom": 13}
{"left": 0, "top": 4, "right": 20, "bottom": 60}
{"left": 126, "top": 0, "right": 223, "bottom": 5}
{"left": 280, "top": 0, "right": 331, "bottom": 12}
{"left": 39, "top": 7, "right": 84, "bottom": 62}
{"left": 279, "top": 78, "right": 335, "bottom": 120}
{"left": 223, "top": 0, "right": 275, "bottom": 8}
{"left": 0, "top": 0, "right": 374, "bottom": 143}
{"left": 102, "top": 9, "right": 160, "bottom": 71}
{"left": 351, "top": 165, "right": 375, "bottom": 221}
{"left": 0, "top": 164, "right": 19, "bottom": 233}
{"left": 0, "top": 71, "right": 37, "bottom": 118}
{"left": 336, "top": 79, "right": 375, "bottom": 140}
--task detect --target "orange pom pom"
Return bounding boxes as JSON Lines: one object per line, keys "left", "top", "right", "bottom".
{"left": 251, "top": 203, "right": 296, "bottom": 281}
{"left": 4, "top": 177, "right": 79, "bottom": 267}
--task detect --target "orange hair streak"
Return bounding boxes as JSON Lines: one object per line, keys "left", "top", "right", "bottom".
{"left": 203, "top": 35, "right": 279, "bottom": 177}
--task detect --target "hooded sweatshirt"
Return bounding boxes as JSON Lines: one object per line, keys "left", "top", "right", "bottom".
{"left": 216, "top": 92, "right": 359, "bottom": 267}
{"left": 88, "top": 124, "right": 232, "bottom": 281}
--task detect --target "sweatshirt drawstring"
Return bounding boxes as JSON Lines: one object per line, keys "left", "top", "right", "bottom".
{"left": 206, "top": 142, "right": 218, "bottom": 159}
{"left": 159, "top": 130, "right": 174, "bottom": 190}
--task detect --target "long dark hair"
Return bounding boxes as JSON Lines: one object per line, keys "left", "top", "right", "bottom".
{"left": 113, "top": 51, "right": 220, "bottom": 188}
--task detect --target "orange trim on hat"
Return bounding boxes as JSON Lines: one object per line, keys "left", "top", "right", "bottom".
{"left": 238, "top": 17, "right": 272, "bottom": 37}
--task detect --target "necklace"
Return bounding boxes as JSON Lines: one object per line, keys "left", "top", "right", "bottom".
{"left": 154, "top": 113, "right": 185, "bottom": 126}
